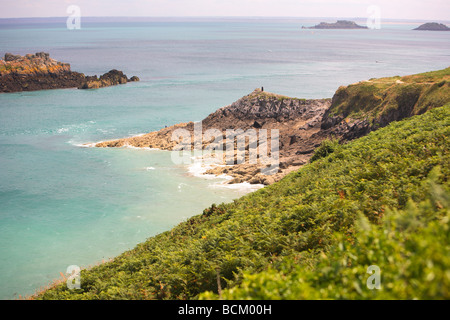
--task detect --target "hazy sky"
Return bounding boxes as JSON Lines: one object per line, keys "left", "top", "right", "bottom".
{"left": 0, "top": 0, "right": 449, "bottom": 20}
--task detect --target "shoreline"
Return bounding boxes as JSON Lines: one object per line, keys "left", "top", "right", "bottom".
{"left": 92, "top": 89, "right": 334, "bottom": 185}
{"left": 79, "top": 141, "right": 266, "bottom": 191}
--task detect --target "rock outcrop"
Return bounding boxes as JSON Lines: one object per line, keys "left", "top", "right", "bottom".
{"left": 96, "top": 89, "right": 333, "bottom": 185}
{"left": 413, "top": 22, "right": 450, "bottom": 31}
{"left": 0, "top": 52, "right": 85, "bottom": 92}
{"left": 79, "top": 69, "right": 139, "bottom": 89}
{"left": 319, "top": 67, "right": 450, "bottom": 140}
{"left": 0, "top": 52, "right": 139, "bottom": 93}
{"left": 302, "top": 20, "right": 368, "bottom": 29}
{"left": 95, "top": 67, "right": 450, "bottom": 186}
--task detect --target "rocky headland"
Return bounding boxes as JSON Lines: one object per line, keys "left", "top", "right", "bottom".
{"left": 413, "top": 22, "right": 450, "bottom": 31}
{"left": 302, "top": 20, "right": 368, "bottom": 29}
{"left": 0, "top": 52, "right": 139, "bottom": 93}
{"left": 95, "top": 67, "right": 450, "bottom": 185}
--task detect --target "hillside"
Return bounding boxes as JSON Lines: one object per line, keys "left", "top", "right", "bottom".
{"left": 35, "top": 96, "right": 450, "bottom": 299}
{"left": 320, "top": 67, "right": 450, "bottom": 140}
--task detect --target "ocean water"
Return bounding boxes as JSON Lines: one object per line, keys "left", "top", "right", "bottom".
{"left": 0, "top": 17, "right": 449, "bottom": 299}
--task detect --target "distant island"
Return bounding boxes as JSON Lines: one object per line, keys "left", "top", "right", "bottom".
{"left": 0, "top": 52, "right": 139, "bottom": 93}
{"left": 413, "top": 22, "right": 450, "bottom": 31}
{"left": 302, "top": 20, "right": 368, "bottom": 29}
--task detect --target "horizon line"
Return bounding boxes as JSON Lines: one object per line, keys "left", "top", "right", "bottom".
{"left": 0, "top": 15, "right": 448, "bottom": 22}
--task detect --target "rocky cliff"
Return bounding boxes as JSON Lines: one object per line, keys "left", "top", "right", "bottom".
{"left": 95, "top": 67, "right": 450, "bottom": 186}
{"left": 320, "top": 67, "right": 450, "bottom": 140}
{"left": 95, "top": 89, "right": 332, "bottom": 185}
{"left": 0, "top": 52, "right": 139, "bottom": 93}
{"left": 0, "top": 52, "right": 85, "bottom": 92}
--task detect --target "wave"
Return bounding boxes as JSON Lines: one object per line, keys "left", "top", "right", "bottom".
{"left": 209, "top": 180, "right": 265, "bottom": 191}
{"left": 187, "top": 156, "right": 229, "bottom": 179}
{"left": 69, "top": 141, "right": 98, "bottom": 148}
{"left": 123, "top": 144, "right": 160, "bottom": 151}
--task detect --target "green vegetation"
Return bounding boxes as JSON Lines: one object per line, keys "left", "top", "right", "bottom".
{"left": 202, "top": 170, "right": 450, "bottom": 299}
{"left": 244, "top": 89, "right": 307, "bottom": 103}
{"left": 309, "top": 138, "right": 340, "bottom": 163}
{"left": 329, "top": 67, "right": 450, "bottom": 122}
{"left": 36, "top": 102, "right": 450, "bottom": 300}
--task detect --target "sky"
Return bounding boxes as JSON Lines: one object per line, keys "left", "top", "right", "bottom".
{"left": 0, "top": 0, "right": 449, "bottom": 20}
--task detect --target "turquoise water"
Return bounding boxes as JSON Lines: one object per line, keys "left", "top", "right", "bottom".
{"left": 0, "top": 17, "right": 449, "bottom": 299}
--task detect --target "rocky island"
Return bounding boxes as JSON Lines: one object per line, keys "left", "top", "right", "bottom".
{"left": 413, "top": 22, "right": 450, "bottom": 31}
{"left": 302, "top": 20, "right": 368, "bottom": 29}
{"left": 0, "top": 52, "right": 139, "bottom": 93}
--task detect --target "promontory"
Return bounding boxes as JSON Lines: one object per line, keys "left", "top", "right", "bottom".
{"left": 94, "top": 67, "right": 450, "bottom": 185}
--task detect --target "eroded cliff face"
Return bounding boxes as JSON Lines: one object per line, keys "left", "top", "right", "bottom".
{"left": 0, "top": 52, "right": 139, "bottom": 93}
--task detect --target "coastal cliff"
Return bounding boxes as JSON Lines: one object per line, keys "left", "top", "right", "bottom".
{"left": 0, "top": 52, "right": 139, "bottom": 93}
{"left": 95, "top": 67, "right": 450, "bottom": 185}
{"left": 320, "top": 67, "right": 450, "bottom": 139}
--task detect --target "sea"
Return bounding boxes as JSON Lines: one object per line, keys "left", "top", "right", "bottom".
{"left": 0, "top": 16, "right": 449, "bottom": 299}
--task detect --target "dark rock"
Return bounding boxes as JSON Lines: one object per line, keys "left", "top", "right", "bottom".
{"left": 4, "top": 53, "right": 21, "bottom": 61}
{"left": 1, "top": 53, "right": 140, "bottom": 93}
{"left": 414, "top": 22, "right": 450, "bottom": 31}
{"left": 253, "top": 120, "right": 263, "bottom": 128}
{"left": 303, "top": 20, "right": 368, "bottom": 29}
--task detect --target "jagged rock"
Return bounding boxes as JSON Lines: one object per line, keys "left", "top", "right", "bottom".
{"left": 4, "top": 53, "right": 21, "bottom": 62}
{"left": 78, "top": 69, "right": 139, "bottom": 89}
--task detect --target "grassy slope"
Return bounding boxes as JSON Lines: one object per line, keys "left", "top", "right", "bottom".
{"left": 37, "top": 102, "right": 450, "bottom": 300}
{"left": 202, "top": 108, "right": 450, "bottom": 299}
{"left": 328, "top": 67, "right": 450, "bottom": 122}
{"left": 35, "top": 68, "right": 450, "bottom": 300}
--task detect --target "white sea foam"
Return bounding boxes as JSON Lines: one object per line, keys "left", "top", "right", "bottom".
{"left": 69, "top": 141, "right": 99, "bottom": 148}
{"left": 187, "top": 156, "right": 228, "bottom": 179}
{"left": 145, "top": 167, "right": 156, "bottom": 171}
{"left": 210, "top": 181, "right": 265, "bottom": 191}
{"left": 57, "top": 127, "right": 70, "bottom": 134}
{"left": 122, "top": 142, "right": 160, "bottom": 151}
